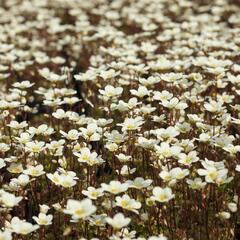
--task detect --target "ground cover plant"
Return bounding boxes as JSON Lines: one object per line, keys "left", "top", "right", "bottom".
{"left": 0, "top": 0, "right": 240, "bottom": 239}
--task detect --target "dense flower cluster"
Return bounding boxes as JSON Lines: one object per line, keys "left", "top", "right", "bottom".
{"left": 0, "top": 0, "right": 240, "bottom": 239}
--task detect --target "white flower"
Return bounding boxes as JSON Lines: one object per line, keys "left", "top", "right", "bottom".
{"left": 187, "top": 114, "right": 204, "bottom": 123}
{"left": 127, "top": 177, "right": 152, "bottom": 189}
{"left": 8, "top": 217, "right": 39, "bottom": 235}
{"left": 197, "top": 160, "right": 229, "bottom": 184}
{"left": 0, "top": 143, "right": 10, "bottom": 153}
{"left": 23, "top": 164, "right": 45, "bottom": 177}
{"left": 111, "top": 101, "right": 128, "bottom": 112}
{"left": 88, "top": 214, "right": 107, "bottom": 227}
{"left": 115, "top": 153, "right": 132, "bottom": 162}
{"left": 99, "top": 85, "right": 123, "bottom": 99}
{"left": 140, "top": 104, "right": 156, "bottom": 115}
{"left": 46, "top": 139, "right": 65, "bottom": 156}
{"left": 7, "top": 163, "right": 23, "bottom": 174}
{"left": 153, "top": 90, "right": 173, "bottom": 101}
{"left": 175, "top": 122, "right": 191, "bottom": 133}
{"left": 216, "top": 211, "right": 231, "bottom": 220}
{"left": 152, "top": 126, "right": 179, "bottom": 140}
{"left": 118, "top": 117, "right": 144, "bottom": 131}
{"left": 115, "top": 194, "right": 141, "bottom": 214}
{"left": 12, "top": 80, "right": 34, "bottom": 89}
{"left": 79, "top": 123, "right": 101, "bottom": 141}
{"left": 119, "top": 165, "right": 136, "bottom": 176}
{"left": 140, "top": 42, "right": 158, "bottom": 53}
{"left": 13, "top": 174, "right": 30, "bottom": 187}
{"left": 52, "top": 109, "right": 67, "bottom": 119}
{"left": 97, "top": 118, "right": 113, "bottom": 127}
{"left": 223, "top": 144, "right": 240, "bottom": 156}
{"left": 63, "top": 97, "right": 80, "bottom": 105}
{"left": 82, "top": 187, "right": 104, "bottom": 200}
{"left": 104, "top": 130, "right": 126, "bottom": 144}
{"left": 25, "top": 141, "right": 45, "bottom": 153}
{"left": 47, "top": 169, "right": 78, "bottom": 188}
{"left": 74, "top": 70, "right": 97, "bottom": 82}
{"left": 178, "top": 151, "right": 199, "bottom": 166}
{"left": 105, "top": 142, "right": 118, "bottom": 152}
{"left": 149, "top": 58, "right": 172, "bottom": 70}
{"left": 0, "top": 190, "right": 22, "bottom": 208}
{"left": 60, "top": 175, "right": 78, "bottom": 188}
{"left": 74, "top": 147, "right": 104, "bottom": 166}
{"left": 60, "top": 129, "right": 80, "bottom": 141}
{"left": 111, "top": 228, "right": 136, "bottom": 239}
{"left": 151, "top": 187, "right": 175, "bottom": 203}
{"left": 161, "top": 97, "right": 188, "bottom": 110}
{"left": 159, "top": 169, "right": 173, "bottom": 184}
{"left": 33, "top": 213, "right": 53, "bottom": 225}
{"left": 106, "top": 213, "right": 131, "bottom": 229}
{"left": 28, "top": 124, "right": 54, "bottom": 136}
{"left": 15, "top": 132, "right": 32, "bottom": 144}
{"left": 130, "top": 86, "right": 150, "bottom": 98}
{"left": 101, "top": 180, "right": 129, "bottom": 194}
{"left": 155, "top": 142, "right": 182, "bottom": 159}
{"left": 127, "top": 97, "right": 139, "bottom": 109}
{"left": 0, "top": 230, "right": 12, "bottom": 240}
{"left": 227, "top": 202, "right": 237, "bottom": 212}
{"left": 7, "top": 120, "right": 28, "bottom": 129}
{"left": 99, "top": 69, "right": 119, "bottom": 80}
{"left": 64, "top": 199, "right": 96, "bottom": 220}
{"left": 39, "top": 68, "right": 65, "bottom": 82}
{"left": 186, "top": 178, "right": 206, "bottom": 190}
{"left": 40, "top": 204, "right": 50, "bottom": 214}
{"left": 0, "top": 158, "right": 6, "bottom": 169}
{"left": 204, "top": 100, "right": 224, "bottom": 113}
{"left": 137, "top": 137, "right": 159, "bottom": 149}
{"left": 170, "top": 167, "right": 189, "bottom": 180}
{"left": 46, "top": 140, "right": 65, "bottom": 151}
{"left": 198, "top": 132, "right": 211, "bottom": 142}
{"left": 139, "top": 76, "right": 161, "bottom": 86}
{"left": 51, "top": 56, "right": 65, "bottom": 64}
